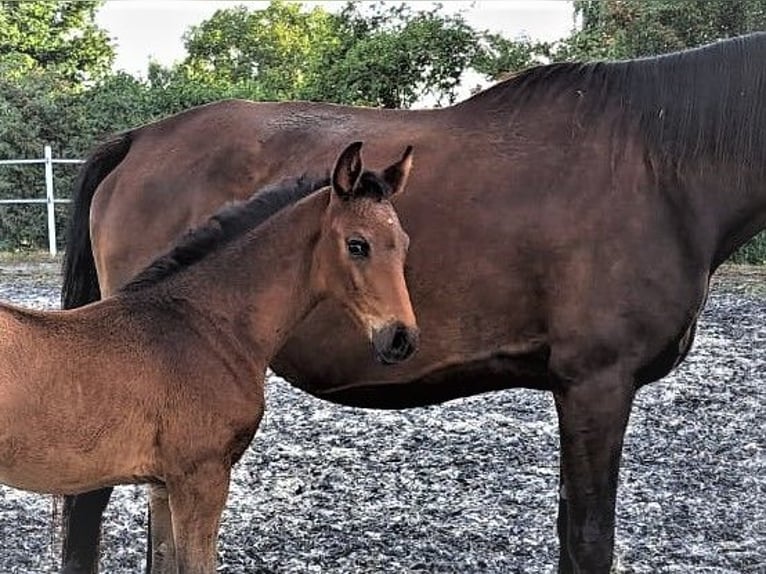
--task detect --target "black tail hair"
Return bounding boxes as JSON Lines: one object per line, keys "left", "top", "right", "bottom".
{"left": 60, "top": 133, "right": 133, "bottom": 309}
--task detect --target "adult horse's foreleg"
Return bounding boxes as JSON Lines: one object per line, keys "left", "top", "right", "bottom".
{"left": 147, "top": 484, "right": 177, "bottom": 574}
{"left": 556, "top": 467, "right": 575, "bottom": 573}
{"left": 167, "top": 464, "right": 230, "bottom": 574}
{"left": 60, "top": 488, "right": 113, "bottom": 574}
{"left": 553, "top": 367, "right": 634, "bottom": 574}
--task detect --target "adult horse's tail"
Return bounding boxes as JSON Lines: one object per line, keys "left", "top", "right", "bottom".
{"left": 61, "top": 133, "right": 133, "bottom": 310}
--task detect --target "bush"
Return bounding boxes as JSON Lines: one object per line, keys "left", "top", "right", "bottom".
{"left": 0, "top": 69, "right": 266, "bottom": 252}
{"left": 731, "top": 232, "right": 766, "bottom": 265}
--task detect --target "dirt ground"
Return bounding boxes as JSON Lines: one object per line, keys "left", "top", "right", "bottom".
{"left": 0, "top": 258, "right": 763, "bottom": 573}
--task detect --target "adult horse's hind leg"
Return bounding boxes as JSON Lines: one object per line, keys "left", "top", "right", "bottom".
{"left": 147, "top": 484, "right": 177, "bottom": 574}
{"left": 61, "top": 488, "right": 113, "bottom": 574}
{"left": 167, "top": 464, "right": 230, "bottom": 574}
{"left": 553, "top": 364, "right": 634, "bottom": 574}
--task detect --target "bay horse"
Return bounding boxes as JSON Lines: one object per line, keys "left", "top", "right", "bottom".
{"left": 1, "top": 141, "right": 418, "bottom": 574}
{"left": 62, "top": 34, "right": 766, "bottom": 573}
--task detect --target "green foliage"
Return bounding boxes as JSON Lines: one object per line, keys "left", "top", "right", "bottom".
{"left": 0, "top": 64, "right": 82, "bottom": 250}
{"left": 472, "top": 33, "right": 550, "bottom": 81}
{"left": 145, "top": 62, "right": 268, "bottom": 111}
{"left": 307, "top": 2, "right": 480, "bottom": 107}
{"left": 559, "top": 0, "right": 766, "bottom": 60}
{"left": 731, "top": 235, "right": 766, "bottom": 265}
{"left": 181, "top": 1, "right": 340, "bottom": 100}
{"left": 71, "top": 67, "right": 265, "bottom": 142}
{"left": 0, "top": 0, "right": 114, "bottom": 83}
{"left": 175, "top": 1, "right": 482, "bottom": 108}
{"left": 0, "top": 0, "right": 117, "bottom": 250}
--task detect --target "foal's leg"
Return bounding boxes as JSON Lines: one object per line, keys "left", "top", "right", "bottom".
{"left": 553, "top": 366, "right": 634, "bottom": 574}
{"left": 60, "top": 488, "right": 113, "bottom": 574}
{"left": 167, "top": 464, "right": 230, "bottom": 574}
{"left": 147, "top": 484, "right": 177, "bottom": 574}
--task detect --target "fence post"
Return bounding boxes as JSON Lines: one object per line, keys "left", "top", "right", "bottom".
{"left": 44, "top": 145, "right": 57, "bottom": 257}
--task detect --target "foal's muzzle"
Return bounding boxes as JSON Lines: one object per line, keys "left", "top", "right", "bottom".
{"left": 372, "top": 321, "right": 419, "bottom": 364}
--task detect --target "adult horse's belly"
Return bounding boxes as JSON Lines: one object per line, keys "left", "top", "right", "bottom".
{"left": 272, "top": 192, "right": 550, "bottom": 408}
{"left": 272, "top": 306, "right": 551, "bottom": 408}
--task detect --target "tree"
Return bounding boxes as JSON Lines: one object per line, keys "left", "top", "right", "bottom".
{"left": 181, "top": 0, "right": 339, "bottom": 100}
{"left": 307, "top": 2, "right": 481, "bottom": 108}
{"left": 0, "top": 0, "right": 114, "bottom": 83}
{"left": 173, "top": 1, "right": 483, "bottom": 108}
{"left": 471, "top": 33, "right": 550, "bottom": 82}
{"left": 560, "top": 0, "right": 766, "bottom": 60}
{"left": 144, "top": 62, "right": 268, "bottom": 115}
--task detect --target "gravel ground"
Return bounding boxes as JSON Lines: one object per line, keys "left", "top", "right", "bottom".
{"left": 0, "top": 260, "right": 763, "bottom": 574}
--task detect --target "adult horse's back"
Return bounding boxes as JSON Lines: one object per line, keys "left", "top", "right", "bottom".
{"left": 62, "top": 34, "right": 766, "bottom": 573}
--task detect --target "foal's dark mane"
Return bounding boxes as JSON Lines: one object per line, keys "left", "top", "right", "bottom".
{"left": 121, "top": 168, "right": 395, "bottom": 293}
{"left": 121, "top": 174, "right": 329, "bottom": 293}
{"left": 470, "top": 32, "right": 766, "bottom": 169}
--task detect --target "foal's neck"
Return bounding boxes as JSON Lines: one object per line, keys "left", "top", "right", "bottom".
{"left": 140, "top": 189, "right": 330, "bottom": 370}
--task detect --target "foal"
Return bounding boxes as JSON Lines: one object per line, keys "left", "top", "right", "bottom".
{"left": 0, "top": 142, "right": 418, "bottom": 573}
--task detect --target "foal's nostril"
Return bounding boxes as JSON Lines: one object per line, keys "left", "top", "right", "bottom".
{"left": 390, "top": 325, "right": 415, "bottom": 360}
{"left": 373, "top": 323, "right": 418, "bottom": 364}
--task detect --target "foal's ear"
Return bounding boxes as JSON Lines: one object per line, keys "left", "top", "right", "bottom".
{"left": 332, "top": 141, "right": 364, "bottom": 200}
{"left": 381, "top": 145, "right": 414, "bottom": 197}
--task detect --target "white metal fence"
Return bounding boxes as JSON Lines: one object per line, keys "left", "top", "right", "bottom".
{"left": 0, "top": 145, "right": 84, "bottom": 256}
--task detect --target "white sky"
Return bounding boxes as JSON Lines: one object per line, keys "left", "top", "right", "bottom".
{"left": 96, "top": 1, "right": 575, "bottom": 76}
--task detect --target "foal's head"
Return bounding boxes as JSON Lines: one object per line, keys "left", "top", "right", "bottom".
{"left": 313, "top": 142, "right": 418, "bottom": 364}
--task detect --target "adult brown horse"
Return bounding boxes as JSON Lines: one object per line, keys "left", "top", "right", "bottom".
{"left": 3, "top": 141, "right": 417, "bottom": 574}
{"left": 62, "top": 34, "right": 766, "bottom": 573}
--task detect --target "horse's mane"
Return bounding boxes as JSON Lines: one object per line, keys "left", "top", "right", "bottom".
{"left": 467, "top": 32, "right": 766, "bottom": 169}
{"left": 121, "top": 174, "right": 329, "bottom": 293}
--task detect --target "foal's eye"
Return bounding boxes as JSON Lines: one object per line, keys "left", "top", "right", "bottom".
{"left": 346, "top": 237, "right": 370, "bottom": 259}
